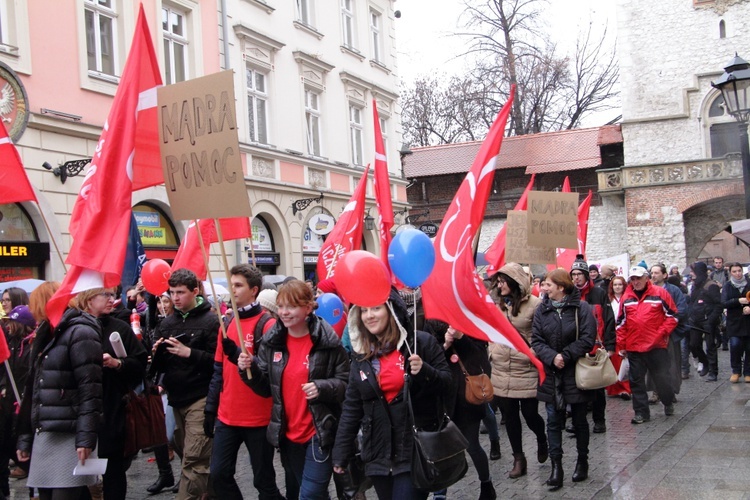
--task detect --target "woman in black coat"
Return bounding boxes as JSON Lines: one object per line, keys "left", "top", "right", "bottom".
{"left": 332, "top": 293, "right": 452, "bottom": 499}
{"left": 531, "top": 269, "right": 596, "bottom": 491}
{"left": 722, "top": 263, "right": 750, "bottom": 382}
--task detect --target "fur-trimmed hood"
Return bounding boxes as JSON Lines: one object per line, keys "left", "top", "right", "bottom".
{"left": 347, "top": 289, "right": 412, "bottom": 356}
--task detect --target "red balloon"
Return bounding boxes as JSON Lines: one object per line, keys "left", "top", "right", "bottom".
{"left": 334, "top": 250, "right": 391, "bottom": 307}
{"left": 142, "top": 259, "right": 172, "bottom": 295}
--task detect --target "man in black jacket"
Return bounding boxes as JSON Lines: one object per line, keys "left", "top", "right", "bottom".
{"left": 688, "top": 262, "right": 723, "bottom": 382}
{"left": 151, "top": 268, "right": 219, "bottom": 500}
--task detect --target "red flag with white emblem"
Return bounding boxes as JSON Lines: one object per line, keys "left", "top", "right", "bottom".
{"left": 47, "top": 5, "right": 162, "bottom": 326}
{"left": 372, "top": 102, "right": 394, "bottom": 274}
{"left": 171, "top": 218, "right": 252, "bottom": 279}
{"left": 421, "top": 86, "right": 544, "bottom": 381}
{"left": 0, "top": 121, "right": 36, "bottom": 204}
{"left": 316, "top": 166, "right": 369, "bottom": 280}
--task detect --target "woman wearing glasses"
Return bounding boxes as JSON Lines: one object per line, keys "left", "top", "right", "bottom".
{"left": 2, "top": 287, "right": 29, "bottom": 317}
{"left": 79, "top": 288, "right": 148, "bottom": 500}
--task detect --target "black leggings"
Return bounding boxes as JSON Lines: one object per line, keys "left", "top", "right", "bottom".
{"left": 496, "top": 396, "right": 546, "bottom": 455}
{"left": 38, "top": 487, "right": 87, "bottom": 500}
{"left": 454, "top": 417, "right": 490, "bottom": 482}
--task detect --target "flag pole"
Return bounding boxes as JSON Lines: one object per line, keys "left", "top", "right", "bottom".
{"left": 195, "top": 220, "right": 228, "bottom": 341}
{"left": 36, "top": 203, "right": 67, "bottom": 272}
{"left": 215, "top": 218, "right": 251, "bottom": 379}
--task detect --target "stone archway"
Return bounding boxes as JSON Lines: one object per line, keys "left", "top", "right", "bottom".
{"left": 682, "top": 194, "right": 744, "bottom": 263}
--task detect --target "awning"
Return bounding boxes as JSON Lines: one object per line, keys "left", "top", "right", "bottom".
{"left": 730, "top": 219, "right": 750, "bottom": 246}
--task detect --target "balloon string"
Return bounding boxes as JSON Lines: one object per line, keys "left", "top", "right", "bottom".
{"left": 413, "top": 289, "right": 417, "bottom": 355}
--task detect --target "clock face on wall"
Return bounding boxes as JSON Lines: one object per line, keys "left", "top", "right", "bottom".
{"left": 0, "top": 61, "right": 28, "bottom": 143}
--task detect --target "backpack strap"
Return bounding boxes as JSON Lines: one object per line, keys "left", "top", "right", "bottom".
{"left": 253, "top": 312, "right": 273, "bottom": 350}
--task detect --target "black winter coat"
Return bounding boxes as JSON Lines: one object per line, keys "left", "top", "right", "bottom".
{"left": 151, "top": 297, "right": 219, "bottom": 409}
{"left": 17, "top": 308, "right": 103, "bottom": 454}
{"left": 332, "top": 302, "right": 452, "bottom": 477}
{"left": 722, "top": 281, "right": 750, "bottom": 338}
{"left": 531, "top": 291, "right": 596, "bottom": 405}
{"left": 445, "top": 335, "right": 491, "bottom": 423}
{"left": 97, "top": 316, "right": 147, "bottom": 458}
{"left": 242, "top": 314, "right": 349, "bottom": 449}
{"left": 689, "top": 279, "right": 722, "bottom": 332}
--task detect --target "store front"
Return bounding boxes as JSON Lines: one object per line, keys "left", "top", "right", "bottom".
{"left": 303, "top": 209, "right": 334, "bottom": 284}
{"left": 0, "top": 203, "right": 50, "bottom": 281}
{"left": 248, "top": 215, "right": 280, "bottom": 275}
{"left": 133, "top": 203, "right": 180, "bottom": 263}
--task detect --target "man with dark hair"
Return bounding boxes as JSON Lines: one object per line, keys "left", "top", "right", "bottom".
{"left": 710, "top": 256, "right": 729, "bottom": 287}
{"left": 151, "top": 268, "right": 219, "bottom": 499}
{"left": 688, "top": 261, "right": 723, "bottom": 382}
{"left": 570, "top": 255, "right": 615, "bottom": 434}
{"left": 588, "top": 264, "right": 604, "bottom": 288}
{"left": 204, "top": 264, "right": 284, "bottom": 499}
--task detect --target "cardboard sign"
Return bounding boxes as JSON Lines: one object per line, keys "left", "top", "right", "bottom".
{"left": 527, "top": 191, "right": 579, "bottom": 249}
{"left": 158, "top": 71, "right": 251, "bottom": 220}
{"left": 505, "top": 210, "right": 556, "bottom": 265}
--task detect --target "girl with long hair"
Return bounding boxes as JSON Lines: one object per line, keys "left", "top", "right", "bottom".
{"left": 606, "top": 276, "right": 631, "bottom": 399}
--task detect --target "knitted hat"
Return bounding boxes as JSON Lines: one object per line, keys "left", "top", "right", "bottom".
{"left": 257, "top": 289, "right": 278, "bottom": 315}
{"left": 588, "top": 264, "right": 599, "bottom": 272}
{"left": 637, "top": 260, "right": 649, "bottom": 271}
{"left": 316, "top": 279, "right": 338, "bottom": 295}
{"left": 9, "top": 305, "right": 35, "bottom": 329}
{"left": 570, "top": 254, "right": 589, "bottom": 276}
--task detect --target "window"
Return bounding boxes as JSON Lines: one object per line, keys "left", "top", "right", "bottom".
{"left": 349, "top": 105, "right": 363, "bottom": 165}
{"left": 719, "top": 19, "right": 726, "bottom": 39}
{"left": 305, "top": 89, "right": 321, "bottom": 156}
{"left": 85, "top": 0, "right": 117, "bottom": 76}
{"left": 0, "top": 1, "right": 9, "bottom": 48}
{"left": 296, "top": 0, "right": 314, "bottom": 27}
{"left": 370, "top": 9, "right": 382, "bottom": 63}
{"left": 162, "top": 6, "right": 187, "bottom": 84}
{"left": 341, "top": 0, "right": 355, "bottom": 48}
{"left": 707, "top": 94, "right": 742, "bottom": 158}
{"left": 246, "top": 66, "right": 268, "bottom": 144}
{"left": 379, "top": 116, "right": 388, "bottom": 158}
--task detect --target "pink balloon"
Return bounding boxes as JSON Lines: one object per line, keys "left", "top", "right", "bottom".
{"left": 334, "top": 250, "right": 391, "bottom": 307}
{"left": 142, "top": 259, "right": 171, "bottom": 295}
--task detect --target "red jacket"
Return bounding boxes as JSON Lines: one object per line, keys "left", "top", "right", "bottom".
{"left": 616, "top": 281, "right": 678, "bottom": 353}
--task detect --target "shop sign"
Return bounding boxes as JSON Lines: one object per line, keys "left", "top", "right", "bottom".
{"left": 303, "top": 255, "right": 318, "bottom": 264}
{"left": 0, "top": 242, "right": 50, "bottom": 265}
{"left": 250, "top": 254, "right": 280, "bottom": 265}
{"left": 134, "top": 211, "right": 160, "bottom": 227}
{"left": 303, "top": 227, "right": 324, "bottom": 252}
{"left": 138, "top": 227, "right": 167, "bottom": 245}
{"left": 250, "top": 220, "right": 273, "bottom": 252}
{"left": 309, "top": 214, "right": 335, "bottom": 235}
{"left": 418, "top": 223, "right": 438, "bottom": 237}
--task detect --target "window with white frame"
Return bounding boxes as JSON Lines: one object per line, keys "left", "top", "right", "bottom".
{"left": 247, "top": 66, "right": 269, "bottom": 144}
{"left": 305, "top": 89, "right": 322, "bottom": 156}
{"left": 379, "top": 116, "right": 388, "bottom": 159}
{"left": 350, "top": 104, "right": 364, "bottom": 165}
{"left": 0, "top": 1, "right": 9, "bottom": 48}
{"left": 341, "top": 0, "right": 355, "bottom": 48}
{"left": 162, "top": 5, "right": 188, "bottom": 84}
{"left": 370, "top": 9, "right": 382, "bottom": 63}
{"left": 296, "top": 0, "right": 314, "bottom": 27}
{"left": 85, "top": 0, "right": 117, "bottom": 76}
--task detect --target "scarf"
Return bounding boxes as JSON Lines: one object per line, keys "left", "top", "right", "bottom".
{"left": 731, "top": 275, "right": 748, "bottom": 291}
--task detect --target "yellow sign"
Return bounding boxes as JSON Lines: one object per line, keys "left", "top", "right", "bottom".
{"left": 138, "top": 227, "right": 167, "bottom": 245}
{"left": 0, "top": 245, "right": 27, "bottom": 256}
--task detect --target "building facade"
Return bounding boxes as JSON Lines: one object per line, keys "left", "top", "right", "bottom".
{"left": 0, "top": 0, "right": 405, "bottom": 284}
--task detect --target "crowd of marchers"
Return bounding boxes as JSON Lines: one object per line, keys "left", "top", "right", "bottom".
{"left": 0, "top": 252, "right": 746, "bottom": 500}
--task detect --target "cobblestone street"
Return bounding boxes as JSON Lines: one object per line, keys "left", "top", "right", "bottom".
{"left": 8, "top": 351, "right": 749, "bottom": 499}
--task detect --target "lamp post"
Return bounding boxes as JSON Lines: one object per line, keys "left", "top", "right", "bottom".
{"left": 712, "top": 53, "right": 750, "bottom": 217}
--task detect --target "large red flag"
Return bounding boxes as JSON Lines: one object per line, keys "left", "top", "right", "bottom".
{"left": 554, "top": 190, "right": 593, "bottom": 271}
{"left": 47, "top": 6, "right": 162, "bottom": 326}
{"left": 372, "top": 102, "right": 393, "bottom": 274}
{"left": 0, "top": 121, "right": 36, "bottom": 203}
{"left": 484, "top": 174, "right": 535, "bottom": 276}
{"left": 171, "top": 218, "right": 252, "bottom": 279}
{"left": 421, "top": 87, "right": 544, "bottom": 381}
{"left": 317, "top": 166, "right": 369, "bottom": 280}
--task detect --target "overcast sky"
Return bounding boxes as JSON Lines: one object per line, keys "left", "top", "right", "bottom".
{"left": 393, "top": 0, "right": 620, "bottom": 127}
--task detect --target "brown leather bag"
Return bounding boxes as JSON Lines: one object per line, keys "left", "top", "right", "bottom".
{"left": 456, "top": 355, "right": 494, "bottom": 405}
{"left": 123, "top": 379, "right": 168, "bottom": 457}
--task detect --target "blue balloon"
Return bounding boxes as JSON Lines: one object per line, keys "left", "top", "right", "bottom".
{"left": 388, "top": 228, "right": 436, "bottom": 287}
{"left": 316, "top": 293, "right": 344, "bottom": 325}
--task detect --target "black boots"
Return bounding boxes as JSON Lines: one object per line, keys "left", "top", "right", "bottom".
{"left": 489, "top": 439, "right": 501, "bottom": 460}
{"left": 546, "top": 457, "right": 563, "bottom": 491}
{"left": 479, "top": 480, "right": 497, "bottom": 500}
{"left": 147, "top": 445, "right": 175, "bottom": 495}
{"left": 572, "top": 457, "right": 589, "bottom": 482}
{"left": 509, "top": 452, "right": 527, "bottom": 478}
{"left": 537, "top": 436, "right": 548, "bottom": 463}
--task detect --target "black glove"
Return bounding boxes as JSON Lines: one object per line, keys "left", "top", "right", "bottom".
{"left": 222, "top": 337, "right": 241, "bottom": 365}
{"left": 203, "top": 412, "right": 216, "bottom": 438}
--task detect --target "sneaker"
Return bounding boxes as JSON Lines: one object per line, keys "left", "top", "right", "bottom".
{"left": 664, "top": 404, "right": 675, "bottom": 416}
{"left": 648, "top": 392, "right": 660, "bottom": 405}
{"left": 730, "top": 374, "right": 741, "bottom": 383}
{"left": 706, "top": 373, "right": 718, "bottom": 382}
{"left": 631, "top": 414, "right": 650, "bottom": 424}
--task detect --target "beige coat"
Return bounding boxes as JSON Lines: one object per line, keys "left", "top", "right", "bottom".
{"left": 488, "top": 263, "right": 542, "bottom": 399}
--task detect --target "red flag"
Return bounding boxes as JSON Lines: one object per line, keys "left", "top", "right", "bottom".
{"left": 0, "top": 122, "right": 36, "bottom": 203}
{"left": 171, "top": 218, "right": 252, "bottom": 279}
{"left": 421, "top": 86, "right": 544, "bottom": 382}
{"left": 0, "top": 325, "right": 10, "bottom": 364}
{"left": 47, "top": 6, "right": 162, "bottom": 326}
{"left": 484, "top": 174, "right": 535, "bottom": 276}
{"left": 372, "top": 102, "right": 393, "bottom": 274}
{"left": 317, "top": 166, "right": 369, "bottom": 280}
{"left": 561, "top": 176, "right": 571, "bottom": 193}
{"left": 554, "top": 190, "right": 593, "bottom": 271}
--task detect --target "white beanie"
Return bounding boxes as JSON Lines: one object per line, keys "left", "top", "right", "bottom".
{"left": 257, "top": 289, "right": 278, "bottom": 315}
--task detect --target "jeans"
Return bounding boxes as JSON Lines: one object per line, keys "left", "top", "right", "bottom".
{"left": 210, "top": 420, "right": 283, "bottom": 499}
{"left": 628, "top": 349, "right": 675, "bottom": 418}
{"left": 279, "top": 435, "right": 332, "bottom": 500}
{"left": 496, "top": 397, "right": 545, "bottom": 455}
{"left": 545, "top": 402, "right": 588, "bottom": 460}
{"left": 370, "top": 472, "right": 428, "bottom": 500}
{"left": 729, "top": 336, "right": 750, "bottom": 375}
{"left": 481, "top": 402, "right": 500, "bottom": 442}
{"left": 681, "top": 337, "right": 690, "bottom": 374}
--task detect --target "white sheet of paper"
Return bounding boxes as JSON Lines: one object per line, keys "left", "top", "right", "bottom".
{"left": 73, "top": 458, "right": 108, "bottom": 476}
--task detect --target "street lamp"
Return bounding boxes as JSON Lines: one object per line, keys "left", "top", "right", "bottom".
{"left": 364, "top": 208, "right": 375, "bottom": 231}
{"left": 712, "top": 53, "right": 750, "bottom": 217}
